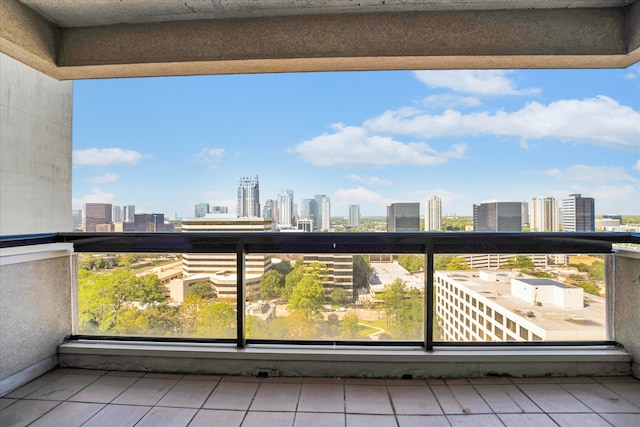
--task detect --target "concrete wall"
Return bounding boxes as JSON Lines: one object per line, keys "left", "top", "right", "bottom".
{"left": 613, "top": 249, "right": 640, "bottom": 378}
{"left": 0, "top": 52, "right": 72, "bottom": 235}
{"left": 0, "top": 245, "right": 74, "bottom": 395}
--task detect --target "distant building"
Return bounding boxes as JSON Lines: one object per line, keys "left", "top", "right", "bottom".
{"left": 236, "top": 175, "right": 260, "bottom": 218}
{"left": 72, "top": 209, "right": 82, "bottom": 231}
{"left": 134, "top": 213, "right": 165, "bottom": 232}
{"left": 314, "top": 194, "right": 326, "bottom": 230}
{"left": 278, "top": 189, "right": 294, "bottom": 228}
{"left": 521, "top": 201, "right": 529, "bottom": 226}
{"left": 473, "top": 202, "right": 521, "bottom": 232}
{"left": 321, "top": 196, "right": 331, "bottom": 230}
{"left": 263, "top": 199, "right": 275, "bottom": 221}
{"left": 531, "top": 197, "right": 558, "bottom": 232}
{"left": 123, "top": 205, "right": 135, "bottom": 222}
{"left": 562, "top": 194, "right": 595, "bottom": 232}
{"left": 194, "top": 203, "right": 209, "bottom": 218}
{"left": 348, "top": 204, "right": 360, "bottom": 227}
{"left": 387, "top": 203, "right": 420, "bottom": 232}
{"left": 425, "top": 195, "right": 442, "bottom": 231}
{"left": 83, "top": 203, "right": 112, "bottom": 232}
{"left": 297, "top": 218, "right": 313, "bottom": 232}
{"left": 112, "top": 205, "right": 123, "bottom": 223}
{"left": 303, "top": 254, "right": 355, "bottom": 301}
{"left": 300, "top": 199, "right": 315, "bottom": 224}
{"left": 210, "top": 205, "right": 228, "bottom": 214}
{"left": 181, "top": 217, "right": 273, "bottom": 299}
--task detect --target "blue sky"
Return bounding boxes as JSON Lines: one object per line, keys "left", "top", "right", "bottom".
{"left": 72, "top": 68, "right": 640, "bottom": 219}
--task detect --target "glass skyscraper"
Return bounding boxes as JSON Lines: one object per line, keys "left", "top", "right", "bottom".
{"left": 236, "top": 176, "right": 260, "bottom": 218}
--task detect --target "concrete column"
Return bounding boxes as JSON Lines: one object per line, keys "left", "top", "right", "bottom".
{"left": 612, "top": 249, "right": 640, "bottom": 378}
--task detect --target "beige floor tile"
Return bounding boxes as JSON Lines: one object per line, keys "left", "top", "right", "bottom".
{"left": 552, "top": 377, "right": 598, "bottom": 384}
{"left": 51, "top": 368, "right": 107, "bottom": 376}
{"left": 202, "top": 380, "right": 259, "bottom": 410}
{"left": 143, "top": 372, "right": 184, "bottom": 379}
{"left": 345, "top": 384, "right": 393, "bottom": 415}
{"left": 301, "top": 377, "right": 344, "bottom": 384}
{"left": 474, "top": 384, "right": 541, "bottom": 413}
{"left": 104, "top": 371, "right": 145, "bottom": 377}
{"left": 189, "top": 409, "right": 245, "bottom": 427}
{"left": 111, "top": 377, "right": 178, "bottom": 406}
{"left": 182, "top": 374, "right": 222, "bottom": 381}
{"left": 344, "top": 378, "right": 387, "bottom": 385}
{"left": 293, "top": 412, "right": 345, "bottom": 427}
{"left": 4, "top": 372, "right": 64, "bottom": 398}
{"left": 242, "top": 410, "right": 295, "bottom": 427}
{"left": 467, "top": 377, "right": 512, "bottom": 384}
{"left": 594, "top": 376, "right": 640, "bottom": 383}
{"left": 135, "top": 406, "right": 198, "bottom": 427}
{"left": 82, "top": 404, "right": 151, "bottom": 427}
{"left": 385, "top": 378, "right": 427, "bottom": 386}
{"left": 250, "top": 382, "right": 301, "bottom": 412}
{"left": 447, "top": 414, "right": 504, "bottom": 427}
{"left": 68, "top": 374, "right": 139, "bottom": 403}
{"left": 29, "top": 401, "right": 104, "bottom": 427}
{"left": 396, "top": 415, "right": 450, "bottom": 427}
{"left": 298, "top": 383, "right": 345, "bottom": 413}
{"left": 599, "top": 412, "right": 640, "bottom": 427}
{"left": 156, "top": 379, "right": 218, "bottom": 408}
{"left": 25, "top": 373, "right": 101, "bottom": 401}
{"left": 498, "top": 413, "right": 559, "bottom": 427}
{"left": 387, "top": 385, "right": 443, "bottom": 415}
{"left": 600, "top": 382, "right": 640, "bottom": 407}
{"left": 0, "top": 398, "right": 18, "bottom": 410}
{"left": 221, "top": 375, "right": 262, "bottom": 382}
{"left": 517, "top": 383, "right": 592, "bottom": 413}
{"left": 431, "top": 385, "right": 492, "bottom": 414}
{"left": 445, "top": 378, "right": 470, "bottom": 385}
{"left": 0, "top": 399, "right": 59, "bottom": 427}
{"left": 549, "top": 413, "right": 612, "bottom": 427}
{"left": 560, "top": 382, "right": 640, "bottom": 413}
{"left": 345, "top": 414, "right": 397, "bottom": 427}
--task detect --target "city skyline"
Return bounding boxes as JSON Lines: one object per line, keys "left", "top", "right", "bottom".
{"left": 72, "top": 69, "right": 640, "bottom": 217}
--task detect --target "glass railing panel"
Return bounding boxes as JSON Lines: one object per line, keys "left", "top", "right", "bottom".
{"left": 77, "top": 252, "right": 237, "bottom": 339}
{"left": 433, "top": 253, "right": 607, "bottom": 343}
{"left": 246, "top": 254, "right": 425, "bottom": 342}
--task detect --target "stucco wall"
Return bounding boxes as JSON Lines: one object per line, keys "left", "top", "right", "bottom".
{"left": 0, "top": 52, "right": 72, "bottom": 235}
{"left": 613, "top": 250, "right": 640, "bottom": 377}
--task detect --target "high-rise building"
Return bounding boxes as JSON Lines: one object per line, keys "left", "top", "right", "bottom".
{"left": 473, "top": 202, "right": 522, "bottom": 231}
{"left": 278, "top": 190, "right": 294, "bottom": 227}
{"left": 297, "top": 218, "right": 313, "bottom": 232}
{"left": 134, "top": 213, "right": 165, "bottom": 232}
{"left": 321, "top": 196, "right": 331, "bottom": 231}
{"left": 210, "top": 205, "right": 228, "bottom": 214}
{"left": 531, "top": 197, "right": 558, "bottom": 232}
{"left": 387, "top": 203, "right": 420, "bottom": 232}
{"left": 83, "top": 203, "right": 112, "bottom": 232}
{"left": 236, "top": 175, "right": 260, "bottom": 218}
{"left": 521, "top": 201, "right": 529, "bottom": 226}
{"left": 112, "top": 205, "right": 123, "bottom": 223}
{"left": 562, "top": 193, "right": 595, "bottom": 232}
{"left": 314, "top": 194, "right": 326, "bottom": 230}
{"left": 263, "top": 199, "right": 275, "bottom": 221}
{"left": 194, "top": 203, "right": 210, "bottom": 218}
{"left": 72, "top": 209, "right": 82, "bottom": 231}
{"left": 348, "top": 204, "right": 360, "bottom": 227}
{"left": 123, "top": 205, "right": 135, "bottom": 223}
{"left": 300, "top": 199, "right": 315, "bottom": 223}
{"left": 303, "top": 254, "right": 355, "bottom": 301}
{"left": 425, "top": 195, "right": 442, "bottom": 231}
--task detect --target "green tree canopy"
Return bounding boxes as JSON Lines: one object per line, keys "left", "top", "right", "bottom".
{"left": 288, "top": 275, "right": 326, "bottom": 319}
{"left": 195, "top": 302, "right": 236, "bottom": 338}
{"left": 339, "top": 312, "right": 361, "bottom": 339}
{"left": 503, "top": 255, "right": 535, "bottom": 270}
{"left": 397, "top": 255, "right": 424, "bottom": 273}
{"left": 330, "top": 287, "right": 348, "bottom": 305}
{"left": 189, "top": 282, "right": 216, "bottom": 299}
{"left": 259, "top": 270, "right": 285, "bottom": 299}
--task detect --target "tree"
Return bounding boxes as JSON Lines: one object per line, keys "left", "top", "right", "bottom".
{"left": 288, "top": 275, "right": 326, "bottom": 319}
{"left": 392, "top": 289, "right": 423, "bottom": 340}
{"left": 353, "top": 255, "right": 372, "bottom": 288}
{"left": 132, "top": 274, "right": 167, "bottom": 305}
{"left": 326, "top": 313, "right": 340, "bottom": 336}
{"left": 259, "top": 270, "right": 285, "bottom": 299}
{"left": 178, "top": 294, "right": 208, "bottom": 336}
{"left": 284, "top": 310, "right": 317, "bottom": 339}
{"left": 189, "top": 282, "right": 216, "bottom": 299}
{"left": 397, "top": 255, "right": 424, "bottom": 273}
{"left": 271, "top": 260, "right": 292, "bottom": 276}
{"left": 195, "top": 302, "right": 236, "bottom": 338}
{"left": 330, "top": 287, "right": 348, "bottom": 305}
{"left": 503, "top": 255, "right": 535, "bottom": 270}
{"left": 379, "top": 279, "right": 406, "bottom": 327}
{"left": 445, "top": 257, "right": 472, "bottom": 270}
{"left": 340, "top": 313, "right": 361, "bottom": 339}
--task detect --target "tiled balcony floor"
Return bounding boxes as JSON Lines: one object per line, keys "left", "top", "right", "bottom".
{"left": 1, "top": 369, "right": 639, "bottom": 427}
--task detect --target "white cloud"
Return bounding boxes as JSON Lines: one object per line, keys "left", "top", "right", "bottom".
{"left": 544, "top": 165, "right": 637, "bottom": 183}
{"left": 364, "top": 96, "right": 640, "bottom": 151}
{"left": 73, "top": 148, "right": 143, "bottom": 166}
{"left": 87, "top": 173, "right": 119, "bottom": 183}
{"left": 72, "top": 187, "right": 115, "bottom": 206}
{"left": 633, "top": 159, "right": 640, "bottom": 171}
{"left": 332, "top": 186, "right": 388, "bottom": 205}
{"left": 289, "top": 123, "right": 467, "bottom": 167}
{"left": 413, "top": 70, "right": 540, "bottom": 96}
{"left": 345, "top": 174, "right": 392, "bottom": 186}
{"left": 195, "top": 147, "right": 226, "bottom": 169}
{"left": 419, "top": 94, "right": 482, "bottom": 109}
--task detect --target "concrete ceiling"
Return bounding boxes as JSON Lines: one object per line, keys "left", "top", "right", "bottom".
{"left": 1, "top": 0, "right": 639, "bottom": 80}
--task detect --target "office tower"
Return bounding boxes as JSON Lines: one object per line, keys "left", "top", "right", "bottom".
{"left": 425, "top": 195, "right": 442, "bottom": 231}
{"left": 182, "top": 217, "right": 272, "bottom": 299}
{"left": 134, "top": 213, "right": 165, "bottom": 232}
{"left": 473, "top": 202, "right": 522, "bottom": 231}
{"left": 83, "top": 203, "right": 112, "bottom": 232}
{"left": 194, "top": 203, "right": 210, "bottom": 218}
{"left": 531, "top": 197, "right": 558, "bottom": 232}
{"left": 278, "top": 189, "right": 294, "bottom": 227}
{"left": 297, "top": 218, "right": 313, "bottom": 232}
{"left": 314, "top": 194, "right": 326, "bottom": 230}
{"left": 321, "top": 196, "right": 331, "bottom": 230}
{"left": 112, "top": 205, "right": 123, "bottom": 223}
{"left": 300, "top": 199, "right": 314, "bottom": 221}
{"left": 263, "top": 199, "right": 275, "bottom": 220}
{"left": 72, "top": 209, "right": 82, "bottom": 231}
{"left": 521, "top": 201, "right": 529, "bottom": 226}
{"left": 348, "top": 204, "right": 361, "bottom": 227}
{"left": 210, "top": 205, "right": 228, "bottom": 214}
{"left": 123, "top": 205, "right": 135, "bottom": 222}
{"left": 387, "top": 203, "right": 420, "bottom": 232}
{"left": 303, "top": 254, "right": 355, "bottom": 301}
{"left": 236, "top": 175, "right": 260, "bottom": 218}
{"left": 562, "top": 193, "right": 595, "bottom": 232}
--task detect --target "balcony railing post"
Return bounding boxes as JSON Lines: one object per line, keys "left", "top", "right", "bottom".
{"left": 236, "top": 243, "right": 246, "bottom": 348}
{"left": 425, "top": 248, "right": 434, "bottom": 352}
